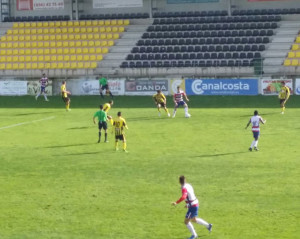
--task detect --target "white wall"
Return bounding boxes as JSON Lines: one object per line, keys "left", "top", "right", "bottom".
{"left": 232, "top": 0, "right": 300, "bottom": 10}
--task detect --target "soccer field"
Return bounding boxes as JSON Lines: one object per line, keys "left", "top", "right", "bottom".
{"left": 0, "top": 96, "right": 298, "bottom": 239}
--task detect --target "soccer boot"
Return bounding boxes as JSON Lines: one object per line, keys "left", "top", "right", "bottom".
{"left": 167, "top": 113, "right": 170, "bottom": 117}
{"left": 207, "top": 224, "right": 213, "bottom": 232}
{"left": 254, "top": 147, "right": 259, "bottom": 151}
{"left": 35, "top": 95, "right": 38, "bottom": 100}
{"left": 249, "top": 147, "right": 252, "bottom": 152}
{"left": 98, "top": 139, "right": 100, "bottom": 143}
{"left": 45, "top": 99, "right": 49, "bottom": 102}
{"left": 188, "top": 235, "right": 198, "bottom": 239}
{"left": 104, "top": 140, "right": 109, "bottom": 143}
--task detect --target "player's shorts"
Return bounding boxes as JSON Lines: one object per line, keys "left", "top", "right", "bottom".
{"left": 115, "top": 134, "right": 124, "bottom": 141}
{"left": 185, "top": 206, "right": 199, "bottom": 219}
{"left": 98, "top": 121, "right": 108, "bottom": 130}
{"left": 101, "top": 85, "right": 109, "bottom": 91}
{"left": 175, "top": 101, "right": 186, "bottom": 107}
{"left": 157, "top": 102, "right": 165, "bottom": 107}
{"left": 62, "top": 96, "right": 70, "bottom": 103}
{"left": 280, "top": 99, "right": 286, "bottom": 105}
{"left": 41, "top": 86, "right": 46, "bottom": 93}
{"left": 252, "top": 131, "right": 260, "bottom": 140}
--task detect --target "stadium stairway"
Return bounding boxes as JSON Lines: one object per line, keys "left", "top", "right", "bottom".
{"left": 94, "top": 19, "right": 151, "bottom": 75}
{"left": 263, "top": 15, "right": 300, "bottom": 75}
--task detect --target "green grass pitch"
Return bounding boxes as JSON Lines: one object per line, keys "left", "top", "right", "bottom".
{"left": 0, "top": 95, "right": 299, "bottom": 239}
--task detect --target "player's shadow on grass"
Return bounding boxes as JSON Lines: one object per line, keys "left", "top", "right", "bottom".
{"left": 239, "top": 112, "right": 279, "bottom": 117}
{"left": 127, "top": 116, "right": 170, "bottom": 121}
{"left": 193, "top": 151, "right": 248, "bottom": 158}
{"left": 67, "top": 126, "right": 91, "bottom": 130}
{"left": 44, "top": 143, "right": 92, "bottom": 148}
{"left": 55, "top": 151, "right": 100, "bottom": 156}
{"left": 12, "top": 112, "right": 53, "bottom": 116}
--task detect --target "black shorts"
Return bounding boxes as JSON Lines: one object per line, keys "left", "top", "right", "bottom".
{"left": 115, "top": 135, "right": 124, "bottom": 141}
{"left": 62, "top": 96, "right": 69, "bottom": 103}
{"left": 280, "top": 99, "right": 286, "bottom": 105}
{"left": 101, "top": 85, "right": 109, "bottom": 91}
{"left": 157, "top": 102, "right": 165, "bottom": 107}
{"left": 98, "top": 121, "right": 108, "bottom": 130}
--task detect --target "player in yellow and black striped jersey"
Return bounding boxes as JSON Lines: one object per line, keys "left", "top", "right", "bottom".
{"left": 113, "top": 112, "right": 128, "bottom": 152}
{"left": 152, "top": 90, "right": 170, "bottom": 117}
{"left": 103, "top": 100, "right": 114, "bottom": 124}
{"left": 278, "top": 81, "right": 290, "bottom": 114}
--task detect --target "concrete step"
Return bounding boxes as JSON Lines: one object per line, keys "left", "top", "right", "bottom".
{"left": 268, "top": 44, "right": 292, "bottom": 50}
{"left": 110, "top": 46, "right": 133, "bottom": 53}
{"left": 104, "top": 53, "right": 128, "bottom": 60}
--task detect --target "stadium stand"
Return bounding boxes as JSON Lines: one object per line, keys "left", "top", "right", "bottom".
{"left": 0, "top": 19, "right": 130, "bottom": 71}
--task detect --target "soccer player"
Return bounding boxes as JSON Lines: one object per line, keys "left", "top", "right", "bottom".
{"left": 99, "top": 75, "right": 113, "bottom": 99}
{"left": 278, "top": 81, "right": 290, "bottom": 114}
{"left": 153, "top": 90, "right": 170, "bottom": 117}
{"left": 173, "top": 86, "right": 190, "bottom": 118}
{"left": 35, "top": 73, "right": 49, "bottom": 101}
{"left": 245, "top": 110, "right": 266, "bottom": 151}
{"left": 61, "top": 81, "right": 71, "bottom": 111}
{"left": 93, "top": 105, "right": 108, "bottom": 143}
{"left": 103, "top": 100, "right": 114, "bottom": 124}
{"left": 113, "top": 112, "right": 128, "bottom": 152}
{"left": 171, "top": 176, "right": 212, "bottom": 239}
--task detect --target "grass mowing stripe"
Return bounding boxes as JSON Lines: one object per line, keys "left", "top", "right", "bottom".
{"left": 0, "top": 116, "right": 55, "bottom": 130}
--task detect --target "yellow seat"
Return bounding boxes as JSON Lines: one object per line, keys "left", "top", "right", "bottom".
{"left": 57, "top": 55, "right": 63, "bottom": 61}
{"left": 292, "top": 44, "right": 299, "bottom": 51}
{"left": 13, "top": 49, "right": 18, "bottom": 55}
{"left": 37, "top": 35, "right": 43, "bottom": 41}
{"left": 75, "top": 41, "right": 82, "bottom": 47}
{"left": 23, "top": 36, "right": 30, "bottom": 42}
{"left": 19, "top": 63, "right": 25, "bottom": 69}
{"left": 78, "top": 62, "right": 84, "bottom": 68}
{"left": 87, "top": 27, "right": 93, "bottom": 33}
{"left": 88, "top": 41, "right": 95, "bottom": 47}
{"left": 88, "top": 48, "right": 95, "bottom": 54}
{"left": 284, "top": 59, "right": 291, "bottom": 66}
{"left": 124, "top": 20, "right": 130, "bottom": 25}
{"left": 105, "top": 27, "right": 112, "bottom": 33}
{"left": 55, "top": 21, "right": 61, "bottom": 27}
{"left": 45, "top": 55, "right": 51, "bottom": 61}
{"left": 105, "top": 20, "right": 111, "bottom": 26}
{"left": 96, "top": 55, "right": 103, "bottom": 61}
{"left": 31, "top": 22, "right": 37, "bottom": 28}
{"left": 62, "top": 34, "right": 68, "bottom": 40}
{"left": 31, "top": 63, "right": 38, "bottom": 69}
{"left": 77, "top": 55, "right": 83, "bottom": 61}
{"left": 94, "top": 34, "right": 100, "bottom": 40}
{"left": 32, "top": 55, "right": 38, "bottom": 61}
{"left": 100, "top": 34, "right": 107, "bottom": 40}
{"left": 112, "top": 27, "right": 118, "bottom": 32}
{"left": 57, "top": 48, "right": 63, "bottom": 54}
{"left": 86, "top": 21, "right": 92, "bottom": 26}
{"left": 87, "top": 34, "right": 94, "bottom": 40}
{"left": 1, "top": 36, "right": 7, "bottom": 41}
{"left": 62, "top": 41, "right": 69, "bottom": 47}
{"left": 70, "top": 55, "right": 77, "bottom": 61}
{"left": 37, "top": 42, "right": 44, "bottom": 48}
{"left": 31, "top": 42, "right": 37, "bottom": 48}
{"left": 7, "top": 36, "right": 13, "bottom": 41}
{"left": 92, "top": 20, "right": 98, "bottom": 26}
{"left": 63, "top": 48, "right": 70, "bottom": 54}
{"left": 94, "top": 41, "right": 101, "bottom": 47}
{"left": 0, "top": 49, "right": 6, "bottom": 55}
{"left": 108, "top": 40, "right": 114, "bottom": 46}
{"left": 25, "top": 56, "right": 31, "bottom": 62}
{"left": 56, "top": 35, "right": 62, "bottom": 41}
{"left": 62, "top": 28, "right": 68, "bottom": 34}
{"left": 6, "top": 42, "right": 12, "bottom": 48}
{"left": 74, "top": 34, "right": 80, "bottom": 40}
{"left": 19, "top": 29, "right": 25, "bottom": 34}
{"left": 288, "top": 52, "right": 295, "bottom": 58}
{"left": 37, "top": 49, "right": 44, "bottom": 55}
{"left": 44, "top": 35, "right": 50, "bottom": 41}
{"left": 49, "top": 22, "right": 55, "bottom": 27}
{"left": 69, "top": 41, "right": 75, "bottom": 47}
{"left": 82, "top": 48, "right": 89, "bottom": 54}
{"left": 37, "top": 22, "right": 43, "bottom": 28}
{"left": 12, "top": 56, "right": 18, "bottom": 62}
{"left": 0, "top": 63, "right": 5, "bottom": 70}
{"left": 6, "top": 49, "right": 12, "bottom": 55}
{"left": 24, "top": 22, "right": 30, "bottom": 28}
{"left": 26, "top": 29, "right": 32, "bottom": 34}
{"left": 51, "top": 49, "right": 57, "bottom": 54}
{"left": 74, "top": 28, "right": 80, "bottom": 33}
{"left": 113, "top": 33, "right": 119, "bottom": 39}
{"left": 80, "top": 21, "right": 86, "bottom": 27}
{"left": 90, "top": 62, "right": 97, "bottom": 68}
{"left": 64, "top": 62, "right": 71, "bottom": 68}
{"left": 291, "top": 59, "right": 298, "bottom": 66}
{"left": 42, "top": 22, "right": 49, "bottom": 27}
{"left": 10, "top": 29, "right": 16, "bottom": 34}
{"left": 0, "top": 56, "right": 5, "bottom": 62}
{"left": 12, "top": 63, "right": 19, "bottom": 70}
{"left": 19, "top": 56, "right": 25, "bottom": 62}
{"left": 61, "top": 21, "right": 67, "bottom": 27}
{"left": 38, "top": 55, "right": 44, "bottom": 61}
{"left": 74, "top": 21, "right": 80, "bottom": 27}
{"left": 63, "top": 55, "right": 70, "bottom": 61}
{"left": 44, "top": 41, "right": 50, "bottom": 47}
{"left": 68, "top": 28, "right": 74, "bottom": 33}
{"left": 50, "top": 35, "right": 56, "bottom": 41}
{"left": 51, "top": 55, "right": 57, "bottom": 61}
{"left": 56, "top": 41, "right": 62, "bottom": 47}
{"left": 13, "top": 23, "right": 19, "bottom": 28}
{"left": 50, "top": 62, "right": 58, "bottom": 69}
{"left": 82, "top": 41, "right": 88, "bottom": 47}
{"left": 57, "top": 62, "right": 64, "bottom": 69}
{"left": 296, "top": 37, "right": 300, "bottom": 43}
{"left": 37, "top": 28, "right": 43, "bottom": 34}
{"left": 90, "top": 55, "right": 96, "bottom": 61}
{"left": 32, "top": 49, "right": 38, "bottom": 55}
{"left": 38, "top": 62, "right": 45, "bottom": 69}
{"left": 44, "top": 29, "right": 49, "bottom": 34}
{"left": 76, "top": 48, "right": 82, "bottom": 54}
{"left": 45, "top": 62, "right": 51, "bottom": 69}
{"left": 92, "top": 27, "right": 99, "bottom": 33}
{"left": 49, "top": 28, "right": 55, "bottom": 34}
{"left": 70, "top": 48, "right": 76, "bottom": 54}
{"left": 84, "top": 62, "right": 91, "bottom": 68}
{"left": 12, "top": 36, "right": 18, "bottom": 41}
{"left": 98, "top": 20, "right": 104, "bottom": 26}
{"left": 69, "top": 34, "right": 75, "bottom": 40}
{"left": 71, "top": 62, "right": 77, "bottom": 69}
{"left": 19, "top": 49, "right": 25, "bottom": 55}
{"left": 55, "top": 28, "right": 62, "bottom": 34}
{"left": 25, "top": 49, "right": 31, "bottom": 55}
{"left": 117, "top": 20, "right": 124, "bottom": 25}
{"left": 80, "top": 28, "right": 87, "bottom": 33}
{"left": 81, "top": 34, "right": 87, "bottom": 40}
{"left": 111, "top": 20, "right": 117, "bottom": 25}
{"left": 44, "top": 49, "right": 50, "bottom": 55}
{"left": 107, "top": 34, "right": 113, "bottom": 39}
{"left": 25, "top": 63, "right": 32, "bottom": 69}
{"left": 67, "top": 21, "right": 73, "bottom": 27}
{"left": 12, "top": 42, "right": 18, "bottom": 48}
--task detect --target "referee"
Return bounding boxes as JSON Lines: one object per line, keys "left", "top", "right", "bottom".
{"left": 99, "top": 75, "right": 113, "bottom": 99}
{"left": 93, "top": 105, "right": 108, "bottom": 143}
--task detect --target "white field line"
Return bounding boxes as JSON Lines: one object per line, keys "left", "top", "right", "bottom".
{"left": 0, "top": 116, "right": 55, "bottom": 130}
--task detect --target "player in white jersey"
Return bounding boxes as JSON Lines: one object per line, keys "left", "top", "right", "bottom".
{"left": 245, "top": 110, "right": 266, "bottom": 151}
{"left": 35, "top": 73, "right": 49, "bottom": 101}
{"left": 172, "top": 86, "right": 190, "bottom": 118}
{"left": 172, "top": 176, "right": 212, "bottom": 239}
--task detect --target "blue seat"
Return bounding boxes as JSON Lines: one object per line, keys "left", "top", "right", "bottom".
{"left": 142, "top": 61, "right": 149, "bottom": 67}
{"left": 121, "top": 62, "right": 128, "bottom": 68}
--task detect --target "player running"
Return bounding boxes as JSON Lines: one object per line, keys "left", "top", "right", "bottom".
{"left": 113, "top": 112, "right": 128, "bottom": 152}
{"left": 99, "top": 75, "right": 113, "bottom": 99}
{"left": 172, "top": 86, "right": 190, "bottom": 118}
{"left": 153, "top": 90, "right": 170, "bottom": 117}
{"left": 278, "top": 81, "right": 290, "bottom": 114}
{"left": 245, "top": 110, "right": 266, "bottom": 151}
{"left": 93, "top": 105, "right": 108, "bottom": 143}
{"left": 35, "top": 73, "right": 49, "bottom": 101}
{"left": 171, "top": 176, "right": 212, "bottom": 239}
{"left": 61, "top": 81, "right": 71, "bottom": 111}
